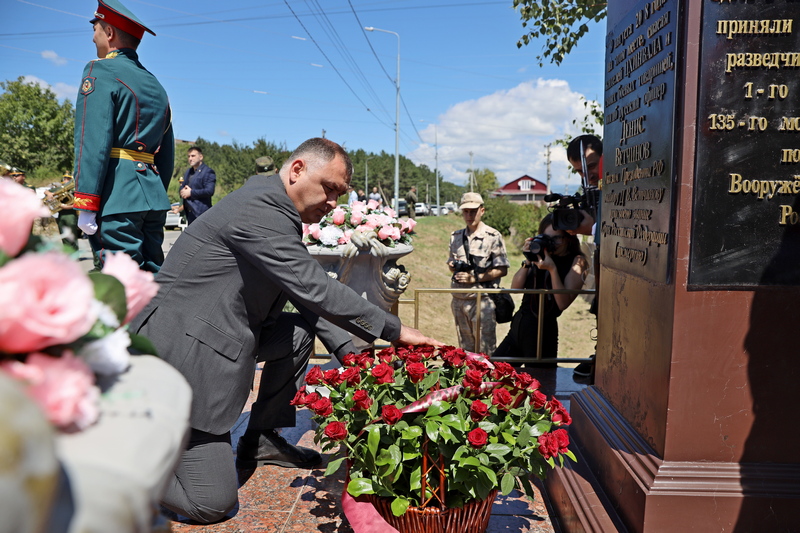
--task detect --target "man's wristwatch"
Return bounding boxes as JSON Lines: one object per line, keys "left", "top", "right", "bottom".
{"left": 522, "top": 261, "right": 531, "bottom": 268}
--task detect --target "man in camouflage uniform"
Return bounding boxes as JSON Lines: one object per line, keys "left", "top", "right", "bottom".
{"left": 447, "top": 192, "right": 509, "bottom": 354}
{"left": 256, "top": 156, "right": 277, "bottom": 176}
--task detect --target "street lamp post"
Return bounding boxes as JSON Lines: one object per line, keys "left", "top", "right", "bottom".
{"left": 365, "top": 26, "right": 400, "bottom": 213}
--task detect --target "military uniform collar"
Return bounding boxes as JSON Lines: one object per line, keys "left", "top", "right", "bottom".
{"left": 465, "top": 221, "right": 488, "bottom": 238}
{"left": 104, "top": 47, "right": 138, "bottom": 61}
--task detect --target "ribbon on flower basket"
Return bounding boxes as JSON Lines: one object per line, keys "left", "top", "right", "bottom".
{"left": 341, "top": 351, "right": 531, "bottom": 533}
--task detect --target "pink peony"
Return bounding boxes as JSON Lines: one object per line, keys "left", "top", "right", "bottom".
{"left": 0, "top": 252, "right": 96, "bottom": 353}
{"left": 0, "top": 351, "right": 100, "bottom": 431}
{"left": 0, "top": 180, "right": 50, "bottom": 257}
{"left": 378, "top": 225, "right": 401, "bottom": 241}
{"left": 332, "top": 208, "right": 346, "bottom": 225}
{"left": 102, "top": 251, "right": 159, "bottom": 324}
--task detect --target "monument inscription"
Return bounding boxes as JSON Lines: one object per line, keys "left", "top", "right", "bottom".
{"left": 689, "top": 0, "right": 800, "bottom": 287}
{"left": 602, "top": 0, "right": 679, "bottom": 282}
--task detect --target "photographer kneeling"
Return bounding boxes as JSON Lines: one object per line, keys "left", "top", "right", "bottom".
{"left": 494, "top": 213, "right": 587, "bottom": 367}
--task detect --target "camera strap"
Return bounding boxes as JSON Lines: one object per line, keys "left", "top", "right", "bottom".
{"left": 462, "top": 231, "right": 496, "bottom": 289}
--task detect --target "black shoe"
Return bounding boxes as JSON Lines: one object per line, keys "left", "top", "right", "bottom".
{"left": 573, "top": 355, "right": 595, "bottom": 377}
{"left": 236, "top": 429, "right": 321, "bottom": 469}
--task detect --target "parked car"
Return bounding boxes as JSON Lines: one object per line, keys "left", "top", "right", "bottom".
{"left": 165, "top": 203, "right": 184, "bottom": 230}
{"left": 430, "top": 205, "right": 449, "bottom": 216}
{"left": 444, "top": 201, "right": 459, "bottom": 214}
{"left": 414, "top": 202, "right": 430, "bottom": 216}
{"left": 396, "top": 199, "right": 408, "bottom": 216}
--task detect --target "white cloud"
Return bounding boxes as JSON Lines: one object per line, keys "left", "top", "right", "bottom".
{"left": 41, "top": 50, "right": 67, "bottom": 66}
{"left": 218, "top": 130, "right": 230, "bottom": 137}
{"left": 408, "top": 78, "right": 600, "bottom": 194}
{"left": 20, "top": 75, "right": 77, "bottom": 101}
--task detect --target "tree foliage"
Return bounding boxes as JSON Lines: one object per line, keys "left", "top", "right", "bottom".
{"left": 513, "top": 0, "right": 607, "bottom": 66}
{"left": 471, "top": 168, "right": 500, "bottom": 199}
{"left": 0, "top": 77, "right": 74, "bottom": 179}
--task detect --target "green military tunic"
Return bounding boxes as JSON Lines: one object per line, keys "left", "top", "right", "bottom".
{"left": 73, "top": 48, "right": 174, "bottom": 271}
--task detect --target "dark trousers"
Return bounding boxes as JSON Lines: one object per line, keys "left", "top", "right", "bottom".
{"left": 160, "top": 312, "right": 315, "bottom": 523}
{"left": 88, "top": 210, "right": 167, "bottom": 272}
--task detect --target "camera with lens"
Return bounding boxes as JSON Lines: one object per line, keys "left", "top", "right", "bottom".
{"left": 523, "top": 234, "right": 556, "bottom": 263}
{"left": 544, "top": 188, "right": 600, "bottom": 232}
{"left": 451, "top": 259, "right": 472, "bottom": 273}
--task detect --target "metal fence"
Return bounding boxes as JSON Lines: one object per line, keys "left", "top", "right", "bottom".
{"left": 398, "top": 286, "right": 596, "bottom": 365}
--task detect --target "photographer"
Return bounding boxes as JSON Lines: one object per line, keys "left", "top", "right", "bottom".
{"left": 494, "top": 213, "right": 587, "bottom": 366}
{"left": 447, "top": 192, "right": 509, "bottom": 354}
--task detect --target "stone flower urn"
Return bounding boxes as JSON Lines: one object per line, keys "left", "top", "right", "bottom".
{"left": 306, "top": 231, "right": 412, "bottom": 353}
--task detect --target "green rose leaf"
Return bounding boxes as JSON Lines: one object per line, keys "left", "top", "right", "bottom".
{"left": 128, "top": 331, "right": 160, "bottom": 356}
{"left": 486, "top": 443, "right": 512, "bottom": 457}
{"left": 391, "top": 496, "right": 410, "bottom": 517}
{"left": 500, "top": 472, "right": 516, "bottom": 494}
{"left": 517, "top": 424, "right": 531, "bottom": 446}
{"left": 367, "top": 425, "right": 380, "bottom": 459}
{"left": 347, "top": 477, "right": 376, "bottom": 497}
{"left": 324, "top": 456, "right": 346, "bottom": 476}
{"left": 439, "top": 423, "right": 455, "bottom": 442}
{"left": 425, "top": 400, "right": 449, "bottom": 418}
{"left": 89, "top": 271, "right": 128, "bottom": 324}
{"left": 479, "top": 465, "right": 498, "bottom": 487}
{"left": 425, "top": 420, "right": 439, "bottom": 442}
{"left": 401, "top": 425, "right": 423, "bottom": 440}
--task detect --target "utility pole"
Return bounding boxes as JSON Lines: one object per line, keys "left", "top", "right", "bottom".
{"left": 545, "top": 143, "right": 552, "bottom": 195}
{"left": 321, "top": 129, "right": 326, "bottom": 139}
{"left": 434, "top": 125, "right": 440, "bottom": 215}
{"left": 469, "top": 151, "right": 474, "bottom": 192}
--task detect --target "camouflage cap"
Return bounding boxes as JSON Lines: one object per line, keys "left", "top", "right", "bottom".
{"left": 459, "top": 192, "right": 484, "bottom": 209}
{"left": 256, "top": 156, "right": 275, "bottom": 174}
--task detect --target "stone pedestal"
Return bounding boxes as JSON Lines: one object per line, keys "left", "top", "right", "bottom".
{"left": 546, "top": 1, "right": 800, "bottom": 530}
{"left": 308, "top": 232, "right": 412, "bottom": 352}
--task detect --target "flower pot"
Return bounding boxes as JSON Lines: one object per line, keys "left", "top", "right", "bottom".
{"left": 365, "top": 489, "right": 498, "bottom": 533}
{"left": 307, "top": 233, "right": 412, "bottom": 352}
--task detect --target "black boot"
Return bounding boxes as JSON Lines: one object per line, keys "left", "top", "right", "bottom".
{"left": 236, "top": 429, "right": 321, "bottom": 469}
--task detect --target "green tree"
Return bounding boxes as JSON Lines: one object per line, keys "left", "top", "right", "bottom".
{"left": 471, "top": 168, "right": 500, "bottom": 199}
{"left": 0, "top": 77, "right": 75, "bottom": 179}
{"left": 513, "top": 0, "right": 607, "bottom": 66}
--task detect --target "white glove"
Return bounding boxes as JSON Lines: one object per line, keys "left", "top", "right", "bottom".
{"left": 78, "top": 211, "right": 98, "bottom": 235}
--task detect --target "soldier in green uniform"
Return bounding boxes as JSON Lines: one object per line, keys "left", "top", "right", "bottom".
{"left": 255, "top": 155, "right": 277, "bottom": 176}
{"left": 73, "top": 0, "right": 174, "bottom": 273}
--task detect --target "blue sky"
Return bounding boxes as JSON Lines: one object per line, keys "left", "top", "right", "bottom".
{"left": 1, "top": 0, "right": 606, "bottom": 192}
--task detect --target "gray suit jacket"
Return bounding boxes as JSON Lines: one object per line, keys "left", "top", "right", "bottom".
{"left": 131, "top": 175, "right": 401, "bottom": 434}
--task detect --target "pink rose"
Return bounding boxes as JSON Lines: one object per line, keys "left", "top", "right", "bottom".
{"left": 0, "top": 180, "right": 50, "bottom": 257}
{"left": 308, "top": 223, "right": 322, "bottom": 240}
{"left": 332, "top": 208, "right": 346, "bottom": 225}
{"left": 404, "top": 218, "right": 417, "bottom": 233}
{"left": 339, "top": 229, "right": 353, "bottom": 245}
{"left": 367, "top": 199, "right": 380, "bottom": 210}
{"left": 350, "top": 211, "right": 364, "bottom": 225}
{"left": 377, "top": 225, "right": 401, "bottom": 241}
{"left": 101, "top": 252, "right": 159, "bottom": 324}
{"left": 383, "top": 207, "right": 398, "bottom": 218}
{"left": 0, "top": 252, "right": 96, "bottom": 353}
{"left": 0, "top": 351, "right": 100, "bottom": 432}
{"left": 302, "top": 224, "right": 311, "bottom": 238}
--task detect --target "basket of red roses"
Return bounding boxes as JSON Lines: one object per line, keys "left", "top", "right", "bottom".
{"left": 295, "top": 345, "right": 575, "bottom": 533}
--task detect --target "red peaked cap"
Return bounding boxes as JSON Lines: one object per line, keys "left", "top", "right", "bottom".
{"left": 90, "top": 0, "right": 155, "bottom": 40}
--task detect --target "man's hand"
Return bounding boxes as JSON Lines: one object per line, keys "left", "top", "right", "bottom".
{"left": 566, "top": 210, "right": 595, "bottom": 237}
{"left": 394, "top": 324, "right": 442, "bottom": 347}
{"left": 78, "top": 211, "right": 98, "bottom": 235}
{"left": 179, "top": 186, "right": 192, "bottom": 199}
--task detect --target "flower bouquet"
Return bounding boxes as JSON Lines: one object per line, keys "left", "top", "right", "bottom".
{"left": 303, "top": 199, "right": 415, "bottom": 248}
{"left": 0, "top": 179, "right": 159, "bottom": 433}
{"left": 296, "top": 345, "right": 575, "bottom": 531}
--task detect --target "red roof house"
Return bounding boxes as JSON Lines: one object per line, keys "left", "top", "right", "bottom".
{"left": 491, "top": 175, "right": 548, "bottom": 204}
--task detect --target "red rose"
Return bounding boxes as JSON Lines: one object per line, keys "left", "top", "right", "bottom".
{"left": 470, "top": 400, "right": 489, "bottom": 422}
{"left": 466, "top": 358, "right": 489, "bottom": 372}
{"left": 467, "top": 427, "right": 488, "bottom": 448}
{"left": 491, "top": 362, "right": 515, "bottom": 380}
{"left": 513, "top": 371, "right": 534, "bottom": 390}
{"left": 400, "top": 351, "right": 423, "bottom": 363}
{"left": 341, "top": 352, "right": 359, "bottom": 367}
{"left": 537, "top": 433, "right": 558, "bottom": 459}
{"left": 358, "top": 355, "right": 375, "bottom": 369}
{"left": 553, "top": 428, "right": 570, "bottom": 453}
{"left": 305, "top": 365, "right": 324, "bottom": 385}
{"left": 440, "top": 346, "right": 466, "bottom": 367}
{"left": 310, "top": 397, "right": 333, "bottom": 417}
{"left": 302, "top": 392, "right": 321, "bottom": 407}
{"left": 531, "top": 390, "right": 547, "bottom": 409}
{"left": 324, "top": 421, "right": 348, "bottom": 441}
{"left": 351, "top": 389, "right": 373, "bottom": 411}
{"left": 376, "top": 347, "right": 396, "bottom": 359}
{"left": 417, "top": 345, "right": 436, "bottom": 358}
{"left": 547, "top": 399, "right": 572, "bottom": 425}
{"left": 491, "top": 387, "right": 513, "bottom": 410}
{"left": 405, "top": 362, "right": 428, "bottom": 383}
{"left": 341, "top": 366, "right": 361, "bottom": 387}
{"left": 371, "top": 363, "right": 395, "bottom": 384}
{"left": 289, "top": 386, "right": 307, "bottom": 406}
{"left": 381, "top": 405, "right": 403, "bottom": 425}
{"left": 463, "top": 368, "right": 485, "bottom": 392}
{"left": 323, "top": 369, "right": 343, "bottom": 386}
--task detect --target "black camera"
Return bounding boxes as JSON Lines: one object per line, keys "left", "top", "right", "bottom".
{"left": 524, "top": 234, "right": 556, "bottom": 263}
{"left": 544, "top": 188, "right": 600, "bottom": 232}
{"left": 451, "top": 260, "right": 472, "bottom": 273}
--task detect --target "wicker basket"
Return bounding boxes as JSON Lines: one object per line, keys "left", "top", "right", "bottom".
{"left": 366, "top": 489, "right": 498, "bottom": 533}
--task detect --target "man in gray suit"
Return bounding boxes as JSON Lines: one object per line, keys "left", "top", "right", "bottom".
{"left": 131, "top": 138, "right": 438, "bottom": 523}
